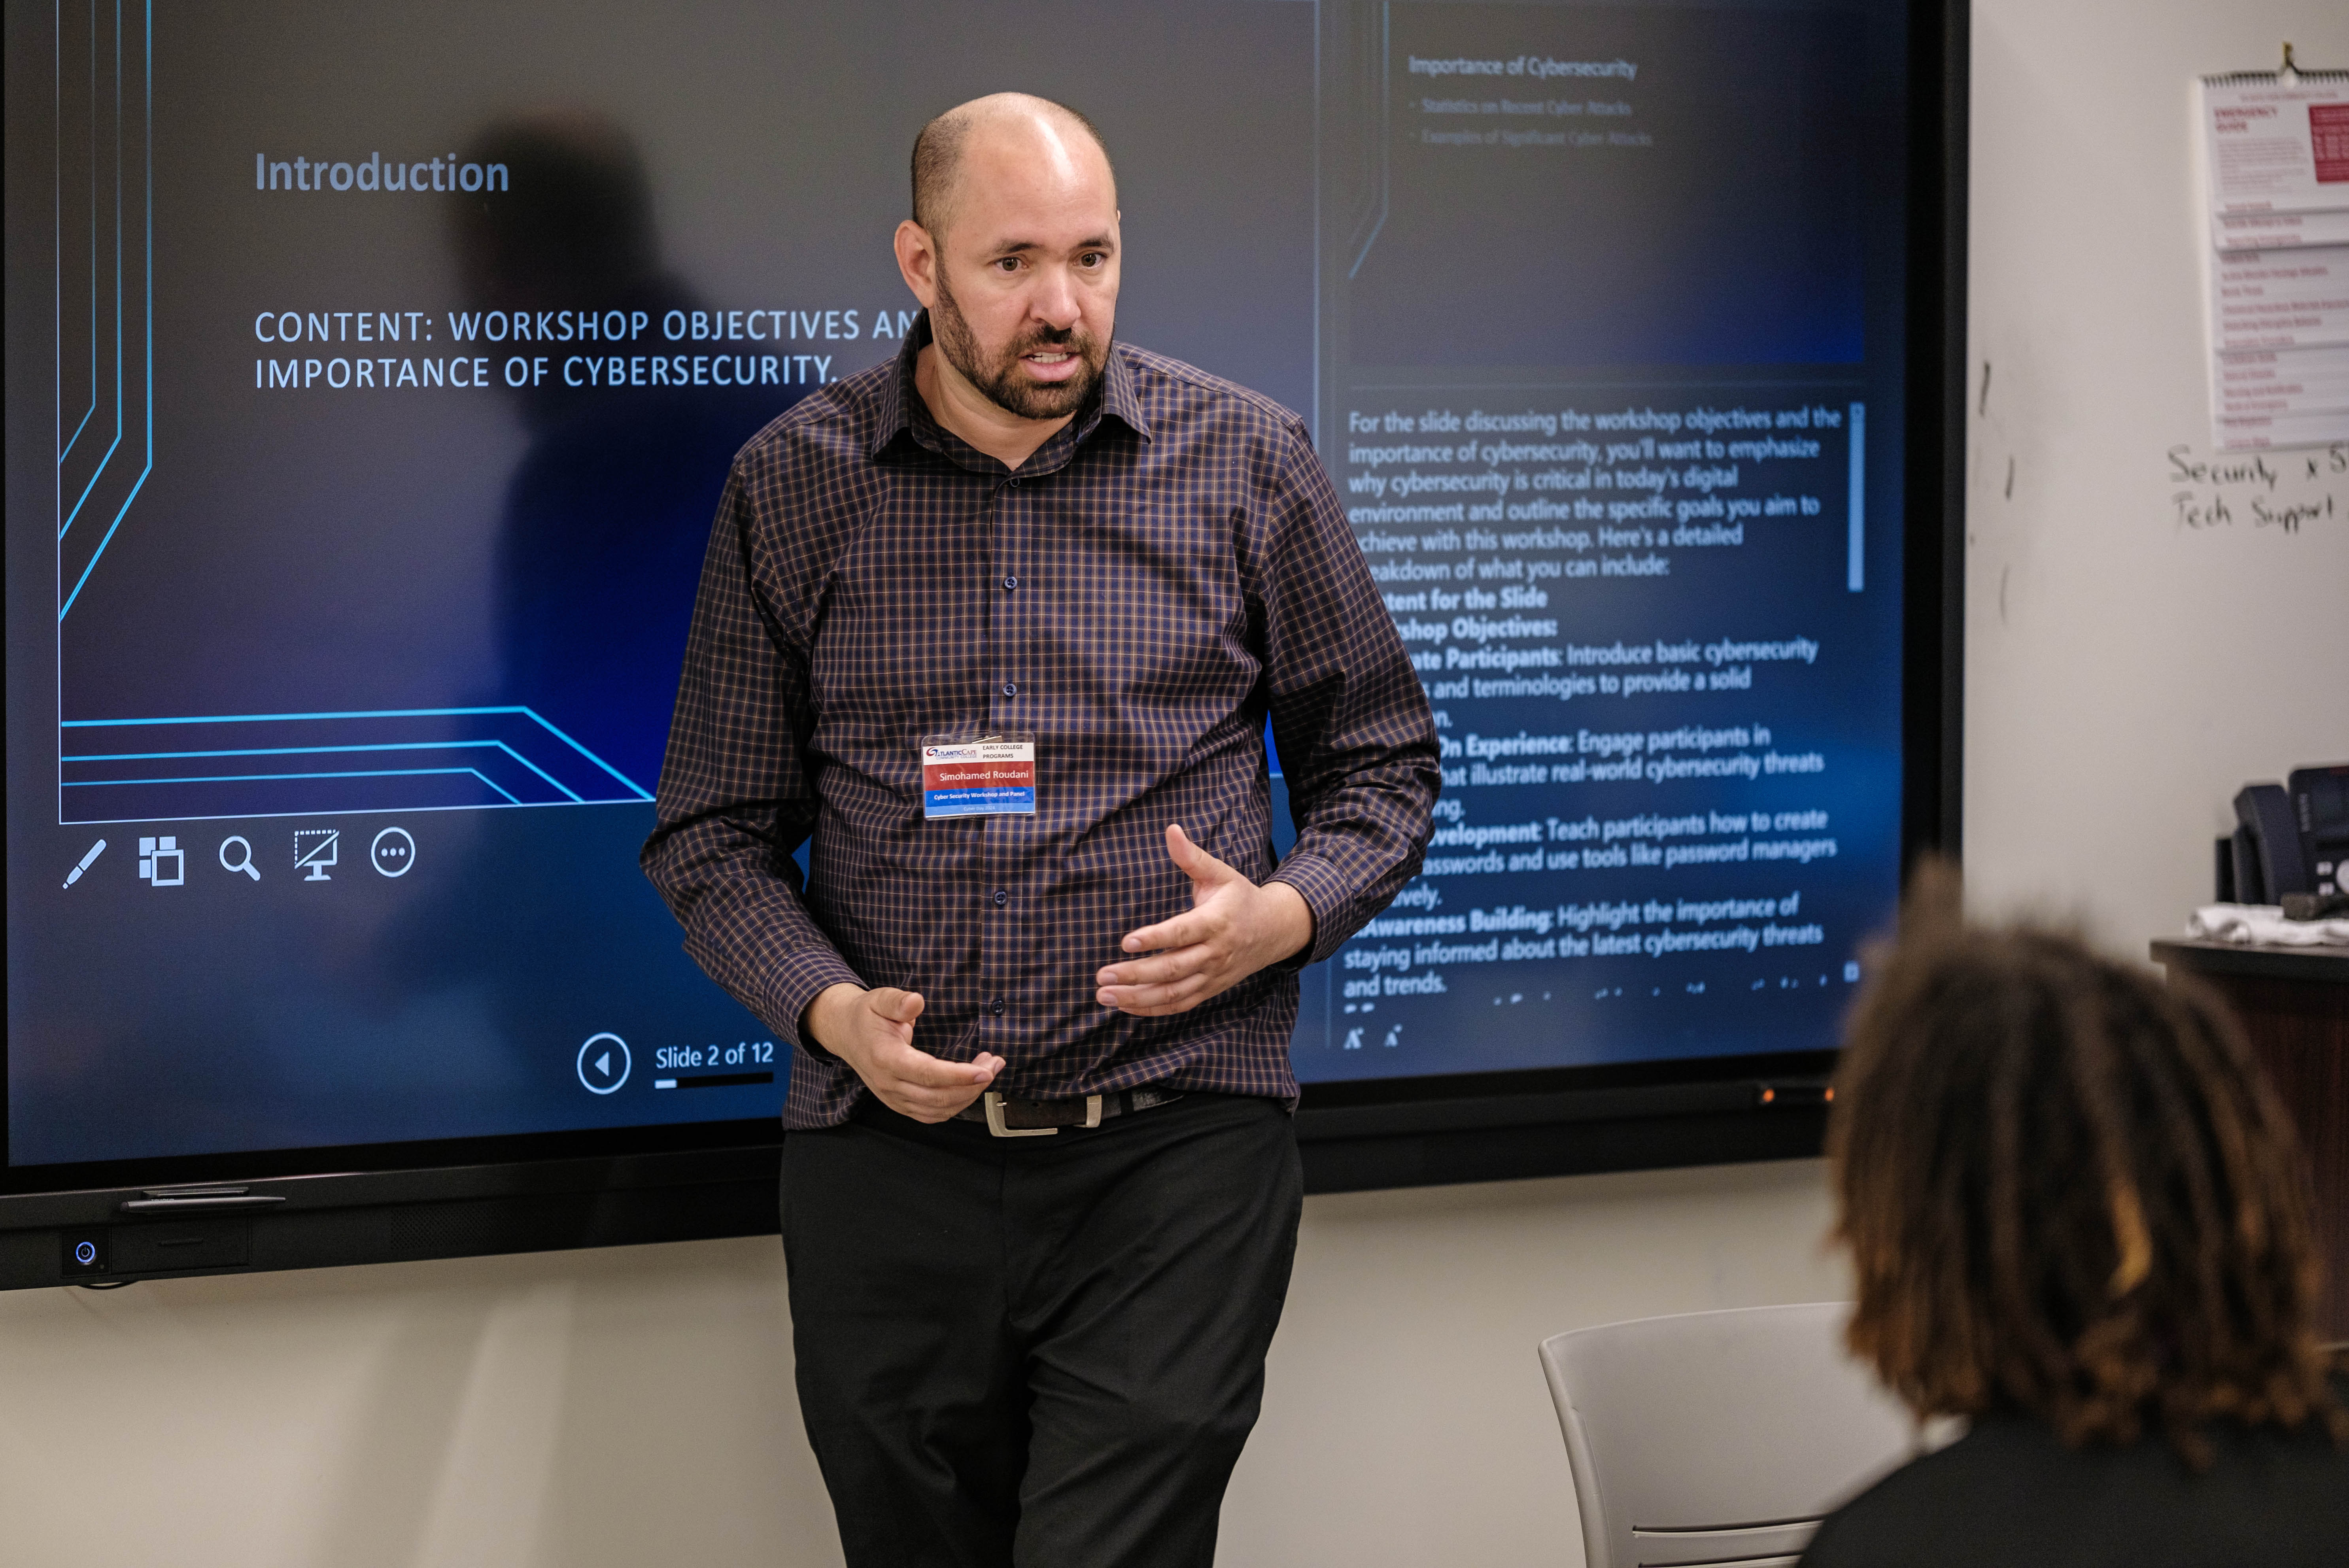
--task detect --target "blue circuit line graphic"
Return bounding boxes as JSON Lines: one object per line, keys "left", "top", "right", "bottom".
{"left": 1346, "top": 0, "right": 1389, "bottom": 281}
{"left": 58, "top": 0, "right": 152, "bottom": 619}
{"left": 56, "top": 0, "right": 98, "bottom": 466}
{"left": 64, "top": 741, "right": 591, "bottom": 803}
{"left": 58, "top": 707, "right": 652, "bottom": 823}
{"left": 63, "top": 707, "right": 649, "bottom": 795}
{"left": 65, "top": 750, "right": 549, "bottom": 803}
{"left": 57, "top": 0, "right": 128, "bottom": 541}
{"left": 64, "top": 767, "right": 524, "bottom": 804}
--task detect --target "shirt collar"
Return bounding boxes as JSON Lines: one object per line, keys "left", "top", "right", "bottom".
{"left": 872, "top": 310, "right": 1151, "bottom": 469}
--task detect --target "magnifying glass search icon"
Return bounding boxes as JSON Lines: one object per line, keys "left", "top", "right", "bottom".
{"left": 219, "top": 836, "right": 260, "bottom": 881}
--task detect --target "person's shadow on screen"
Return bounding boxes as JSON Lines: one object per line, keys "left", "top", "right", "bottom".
{"left": 371, "top": 112, "right": 805, "bottom": 1109}
{"left": 454, "top": 109, "right": 807, "bottom": 795}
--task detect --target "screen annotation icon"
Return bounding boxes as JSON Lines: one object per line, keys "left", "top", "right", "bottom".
{"left": 62, "top": 839, "right": 106, "bottom": 888}
{"left": 294, "top": 829, "right": 338, "bottom": 881}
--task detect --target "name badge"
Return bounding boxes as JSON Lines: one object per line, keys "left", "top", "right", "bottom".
{"left": 920, "top": 733, "right": 1037, "bottom": 818}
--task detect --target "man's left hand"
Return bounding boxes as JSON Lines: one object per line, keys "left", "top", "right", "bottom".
{"left": 1096, "top": 824, "right": 1314, "bottom": 1016}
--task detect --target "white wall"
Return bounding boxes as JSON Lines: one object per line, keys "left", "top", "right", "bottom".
{"left": 1963, "top": 0, "right": 2349, "bottom": 945}
{"left": 0, "top": 1160, "right": 1841, "bottom": 1568}
{"left": 0, "top": 1235, "right": 825, "bottom": 1568}
{"left": 9, "top": 4, "right": 2348, "bottom": 1566}
{"left": 1223, "top": 1161, "right": 1843, "bottom": 1568}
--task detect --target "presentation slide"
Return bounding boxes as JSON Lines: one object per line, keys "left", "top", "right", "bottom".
{"left": 6, "top": 0, "right": 1909, "bottom": 1170}
{"left": 1290, "top": 0, "right": 1909, "bottom": 1078}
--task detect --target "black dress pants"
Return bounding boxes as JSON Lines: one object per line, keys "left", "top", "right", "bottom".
{"left": 781, "top": 1091, "right": 1304, "bottom": 1568}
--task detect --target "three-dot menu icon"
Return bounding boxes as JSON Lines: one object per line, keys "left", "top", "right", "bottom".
{"left": 370, "top": 826, "right": 416, "bottom": 877}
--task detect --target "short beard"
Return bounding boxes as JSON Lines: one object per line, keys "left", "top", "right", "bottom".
{"left": 929, "top": 271, "right": 1107, "bottom": 422}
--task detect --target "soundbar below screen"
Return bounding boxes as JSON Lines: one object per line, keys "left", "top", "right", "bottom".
{"left": 7, "top": 0, "right": 1911, "bottom": 1171}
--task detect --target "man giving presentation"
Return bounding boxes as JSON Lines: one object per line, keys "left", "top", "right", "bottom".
{"left": 644, "top": 92, "right": 1438, "bottom": 1568}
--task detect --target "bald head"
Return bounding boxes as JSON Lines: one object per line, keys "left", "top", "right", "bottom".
{"left": 892, "top": 92, "right": 1121, "bottom": 440}
{"left": 911, "top": 93, "right": 1115, "bottom": 244}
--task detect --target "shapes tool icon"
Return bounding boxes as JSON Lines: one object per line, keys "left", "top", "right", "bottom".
{"left": 294, "top": 829, "right": 339, "bottom": 881}
{"left": 137, "top": 837, "right": 184, "bottom": 887}
{"left": 62, "top": 839, "right": 106, "bottom": 888}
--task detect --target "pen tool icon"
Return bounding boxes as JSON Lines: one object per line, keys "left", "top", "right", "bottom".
{"left": 63, "top": 839, "right": 107, "bottom": 888}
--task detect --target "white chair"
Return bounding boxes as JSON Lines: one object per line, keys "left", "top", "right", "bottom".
{"left": 1539, "top": 1303, "right": 1920, "bottom": 1568}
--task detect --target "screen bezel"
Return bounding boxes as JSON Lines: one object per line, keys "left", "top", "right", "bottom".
{"left": 0, "top": 0, "right": 1965, "bottom": 1287}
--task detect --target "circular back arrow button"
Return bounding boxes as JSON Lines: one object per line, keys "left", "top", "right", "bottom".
{"left": 577, "top": 1033, "right": 631, "bottom": 1094}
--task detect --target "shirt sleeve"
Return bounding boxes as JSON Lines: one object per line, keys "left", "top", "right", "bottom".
{"left": 1255, "top": 419, "right": 1442, "bottom": 966}
{"left": 639, "top": 461, "right": 863, "bottom": 1052}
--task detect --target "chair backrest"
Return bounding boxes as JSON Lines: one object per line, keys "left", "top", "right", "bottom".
{"left": 1538, "top": 1303, "right": 1918, "bottom": 1568}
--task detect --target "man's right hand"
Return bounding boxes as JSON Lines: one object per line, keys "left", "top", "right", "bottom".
{"left": 802, "top": 983, "right": 1002, "bottom": 1123}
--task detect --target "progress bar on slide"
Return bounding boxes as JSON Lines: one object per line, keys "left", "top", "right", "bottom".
{"left": 654, "top": 1072, "right": 777, "bottom": 1090}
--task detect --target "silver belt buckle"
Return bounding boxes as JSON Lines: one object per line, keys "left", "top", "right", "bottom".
{"left": 980, "top": 1091, "right": 1103, "bottom": 1138}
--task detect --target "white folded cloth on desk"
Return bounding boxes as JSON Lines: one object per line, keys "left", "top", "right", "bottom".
{"left": 2188, "top": 903, "right": 2349, "bottom": 946}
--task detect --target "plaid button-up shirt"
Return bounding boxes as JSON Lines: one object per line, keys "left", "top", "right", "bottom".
{"left": 643, "top": 315, "right": 1438, "bottom": 1129}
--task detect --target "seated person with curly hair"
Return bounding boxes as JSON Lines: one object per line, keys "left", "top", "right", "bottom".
{"left": 1803, "top": 866, "right": 2348, "bottom": 1566}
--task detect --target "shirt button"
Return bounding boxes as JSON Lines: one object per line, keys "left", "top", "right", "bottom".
{"left": 988, "top": 997, "right": 1006, "bottom": 1016}
{"left": 992, "top": 889, "right": 1009, "bottom": 905}
{"left": 1002, "top": 575, "right": 1018, "bottom": 591}
{"left": 1002, "top": 682, "right": 1018, "bottom": 697}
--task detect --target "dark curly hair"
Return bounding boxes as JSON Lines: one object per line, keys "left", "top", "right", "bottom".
{"left": 1829, "top": 860, "right": 2344, "bottom": 1466}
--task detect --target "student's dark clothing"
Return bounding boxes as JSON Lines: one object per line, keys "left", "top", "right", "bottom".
{"left": 1802, "top": 1381, "right": 2349, "bottom": 1567}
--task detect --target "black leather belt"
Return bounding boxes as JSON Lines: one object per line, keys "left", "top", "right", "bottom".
{"left": 954, "top": 1085, "right": 1184, "bottom": 1138}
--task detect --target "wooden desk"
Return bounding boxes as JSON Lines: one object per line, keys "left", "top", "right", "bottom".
{"left": 2151, "top": 940, "right": 2349, "bottom": 1340}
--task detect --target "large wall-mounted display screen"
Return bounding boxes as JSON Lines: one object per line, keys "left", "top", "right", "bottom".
{"left": 7, "top": 0, "right": 1926, "bottom": 1187}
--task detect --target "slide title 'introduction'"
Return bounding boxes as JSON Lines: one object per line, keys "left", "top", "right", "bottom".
{"left": 255, "top": 152, "right": 509, "bottom": 193}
